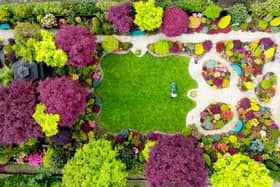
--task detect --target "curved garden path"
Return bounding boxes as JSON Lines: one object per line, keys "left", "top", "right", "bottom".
{"left": 1, "top": 30, "right": 280, "bottom": 135}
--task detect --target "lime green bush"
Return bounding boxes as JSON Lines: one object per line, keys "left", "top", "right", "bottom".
{"left": 185, "top": 0, "right": 207, "bottom": 13}
{"left": 43, "top": 148, "right": 54, "bottom": 168}
{"left": 211, "top": 153, "right": 273, "bottom": 187}
{"left": 13, "top": 22, "right": 41, "bottom": 62}
{"left": 134, "top": 0, "right": 163, "bottom": 31}
{"left": 152, "top": 40, "right": 170, "bottom": 56}
{"left": 62, "top": 139, "right": 127, "bottom": 187}
{"left": 182, "top": 126, "right": 192, "bottom": 137}
{"left": 251, "top": 0, "right": 280, "bottom": 18}
{"left": 202, "top": 3, "right": 222, "bottom": 19}
{"left": 0, "top": 6, "right": 10, "bottom": 23}
{"left": 14, "top": 22, "right": 41, "bottom": 43}
{"left": 258, "top": 20, "right": 269, "bottom": 30}
{"left": 250, "top": 2, "right": 267, "bottom": 18}
{"left": 34, "top": 30, "right": 67, "bottom": 67}
{"left": 12, "top": 4, "right": 32, "bottom": 22}
{"left": 32, "top": 103, "right": 60, "bottom": 137}
{"left": 101, "top": 36, "right": 119, "bottom": 52}
{"left": 0, "top": 65, "right": 12, "bottom": 86}
{"left": 264, "top": 0, "right": 280, "bottom": 16}
{"left": 13, "top": 39, "right": 37, "bottom": 62}
{"left": 142, "top": 141, "right": 155, "bottom": 161}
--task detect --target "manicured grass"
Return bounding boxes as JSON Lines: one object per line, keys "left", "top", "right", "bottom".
{"left": 96, "top": 52, "right": 197, "bottom": 133}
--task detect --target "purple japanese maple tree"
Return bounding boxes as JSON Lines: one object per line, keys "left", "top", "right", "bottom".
{"left": 145, "top": 134, "right": 208, "bottom": 187}
{"left": 160, "top": 6, "right": 189, "bottom": 37}
{"left": 55, "top": 24, "right": 97, "bottom": 67}
{"left": 37, "top": 76, "right": 88, "bottom": 127}
{"left": 107, "top": 2, "right": 133, "bottom": 33}
{"left": 0, "top": 80, "right": 42, "bottom": 145}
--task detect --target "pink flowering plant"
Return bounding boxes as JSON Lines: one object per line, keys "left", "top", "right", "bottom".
{"left": 28, "top": 151, "right": 44, "bottom": 166}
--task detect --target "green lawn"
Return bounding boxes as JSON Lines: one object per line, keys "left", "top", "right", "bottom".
{"left": 95, "top": 52, "right": 197, "bottom": 133}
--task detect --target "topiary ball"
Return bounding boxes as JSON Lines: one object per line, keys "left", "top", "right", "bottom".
{"left": 62, "top": 139, "right": 127, "bottom": 187}
{"left": 211, "top": 153, "right": 273, "bottom": 187}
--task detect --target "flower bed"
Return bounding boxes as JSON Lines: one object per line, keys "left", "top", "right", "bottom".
{"left": 202, "top": 60, "right": 230, "bottom": 89}
{"left": 216, "top": 38, "right": 277, "bottom": 91}
{"left": 200, "top": 102, "right": 233, "bottom": 130}
{"left": 200, "top": 97, "right": 279, "bottom": 165}
{"left": 148, "top": 40, "right": 212, "bottom": 59}
{"left": 101, "top": 36, "right": 133, "bottom": 53}
{"left": 237, "top": 97, "right": 277, "bottom": 129}
{"left": 255, "top": 72, "right": 277, "bottom": 103}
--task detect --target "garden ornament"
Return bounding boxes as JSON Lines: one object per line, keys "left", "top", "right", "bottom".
{"left": 12, "top": 59, "right": 45, "bottom": 82}
{"left": 171, "top": 82, "right": 177, "bottom": 98}
{"left": 0, "top": 23, "right": 10, "bottom": 30}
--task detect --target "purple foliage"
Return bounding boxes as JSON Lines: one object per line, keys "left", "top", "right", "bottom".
{"left": 209, "top": 104, "right": 221, "bottom": 114}
{"left": 55, "top": 24, "right": 97, "bottom": 67}
{"left": 229, "top": 147, "right": 239, "bottom": 155}
{"left": 160, "top": 6, "right": 189, "bottom": 37}
{"left": 202, "top": 40, "right": 213, "bottom": 52}
{"left": 246, "top": 111, "right": 255, "bottom": 120}
{"left": 107, "top": 2, "right": 133, "bottom": 33}
{"left": 0, "top": 165, "right": 5, "bottom": 172}
{"left": 0, "top": 80, "right": 42, "bottom": 145}
{"left": 240, "top": 97, "right": 251, "bottom": 109}
{"left": 81, "top": 122, "right": 92, "bottom": 133}
{"left": 6, "top": 51, "right": 16, "bottom": 63}
{"left": 270, "top": 124, "right": 279, "bottom": 129}
{"left": 145, "top": 134, "right": 208, "bottom": 187}
{"left": 92, "top": 104, "right": 100, "bottom": 113}
{"left": 37, "top": 76, "right": 88, "bottom": 127}
{"left": 260, "top": 37, "right": 274, "bottom": 50}
{"left": 233, "top": 40, "right": 242, "bottom": 49}
{"left": 115, "top": 134, "right": 127, "bottom": 143}
{"left": 145, "top": 132, "right": 162, "bottom": 141}
{"left": 170, "top": 42, "right": 180, "bottom": 53}
{"left": 50, "top": 127, "right": 72, "bottom": 145}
